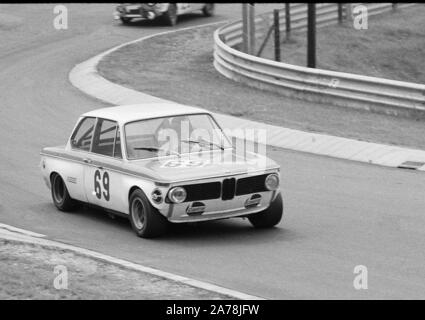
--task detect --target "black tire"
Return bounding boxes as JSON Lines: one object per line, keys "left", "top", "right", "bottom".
{"left": 120, "top": 17, "right": 132, "bottom": 24}
{"left": 202, "top": 3, "right": 215, "bottom": 17}
{"left": 50, "top": 173, "right": 77, "bottom": 212}
{"left": 248, "top": 192, "right": 283, "bottom": 228}
{"left": 129, "top": 189, "right": 168, "bottom": 238}
{"left": 163, "top": 4, "right": 178, "bottom": 26}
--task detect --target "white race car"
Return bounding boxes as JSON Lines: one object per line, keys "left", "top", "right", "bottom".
{"left": 40, "top": 103, "right": 283, "bottom": 238}
{"left": 114, "top": 3, "right": 215, "bottom": 26}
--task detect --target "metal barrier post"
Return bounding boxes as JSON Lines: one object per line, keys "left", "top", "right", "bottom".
{"left": 273, "top": 9, "right": 281, "bottom": 62}
{"left": 307, "top": 3, "right": 316, "bottom": 68}
{"left": 345, "top": 3, "right": 352, "bottom": 21}
{"left": 338, "top": 3, "right": 343, "bottom": 24}
{"left": 248, "top": 3, "right": 256, "bottom": 55}
{"left": 242, "top": 3, "right": 249, "bottom": 53}
{"left": 285, "top": 3, "right": 291, "bottom": 41}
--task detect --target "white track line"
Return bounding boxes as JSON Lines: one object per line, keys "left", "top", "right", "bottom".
{"left": 0, "top": 224, "right": 263, "bottom": 300}
{"left": 0, "top": 223, "right": 46, "bottom": 238}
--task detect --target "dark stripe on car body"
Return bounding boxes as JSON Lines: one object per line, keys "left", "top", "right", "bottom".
{"left": 41, "top": 149, "right": 280, "bottom": 186}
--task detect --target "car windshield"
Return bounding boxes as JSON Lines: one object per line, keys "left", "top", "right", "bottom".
{"left": 124, "top": 114, "right": 233, "bottom": 160}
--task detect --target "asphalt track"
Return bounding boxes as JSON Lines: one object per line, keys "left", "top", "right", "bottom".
{"left": 0, "top": 4, "right": 424, "bottom": 299}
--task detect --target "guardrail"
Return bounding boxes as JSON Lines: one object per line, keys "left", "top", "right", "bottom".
{"left": 214, "top": 3, "right": 425, "bottom": 118}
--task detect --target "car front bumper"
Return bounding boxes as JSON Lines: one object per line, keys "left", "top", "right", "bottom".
{"left": 161, "top": 191, "right": 277, "bottom": 223}
{"left": 114, "top": 7, "right": 163, "bottom": 20}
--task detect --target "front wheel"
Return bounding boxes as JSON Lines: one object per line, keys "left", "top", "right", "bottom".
{"left": 202, "top": 4, "right": 215, "bottom": 17}
{"left": 163, "top": 4, "right": 177, "bottom": 26}
{"left": 120, "top": 17, "right": 132, "bottom": 24}
{"left": 129, "top": 189, "right": 168, "bottom": 238}
{"left": 248, "top": 193, "right": 283, "bottom": 228}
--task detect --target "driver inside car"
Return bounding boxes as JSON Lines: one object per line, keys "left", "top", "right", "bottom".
{"left": 156, "top": 116, "right": 201, "bottom": 155}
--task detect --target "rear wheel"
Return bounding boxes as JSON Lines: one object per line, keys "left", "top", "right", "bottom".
{"left": 202, "top": 4, "right": 215, "bottom": 17}
{"left": 51, "top": 173, "right": 77, "bottom": 212}
{"left": 129, "top": 189, "right": 168, "bottom": 238}
{"left": 248, "top": 193, "right": 283, "bottom": 228}
{"left": 163, "top": 4, "right": 177, "bottom": 26}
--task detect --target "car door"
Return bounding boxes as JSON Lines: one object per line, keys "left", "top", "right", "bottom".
{"left": 83, "top": 118, "right": 125, "bottom": 212}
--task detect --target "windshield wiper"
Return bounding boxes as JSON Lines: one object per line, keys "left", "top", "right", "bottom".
{"left": 181, "top": 139, "right": 224, "bottom": 150}
{"left": 133, "top": 146, "right": 180, "bottom": 156}
{"left": 134, "top": 147, "right": 161, "bottom": 152}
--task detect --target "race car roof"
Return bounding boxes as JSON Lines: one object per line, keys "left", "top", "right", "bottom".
{"left": 81, "top": 103, "right": 210, "bottom": 124}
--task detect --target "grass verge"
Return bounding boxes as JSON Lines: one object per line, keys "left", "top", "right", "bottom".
{"left": 98, "top": 7, "right": 425, "bottom": 151}
{"left": 260, "top": 5, "right": 425, "bottom": 84}
{"left": 0, "top": 239, "right": 230, "bottom": 299}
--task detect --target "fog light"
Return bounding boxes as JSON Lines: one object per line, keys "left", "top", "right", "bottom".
{"left": 168, "top": 187, "right": 187, "bottom": 203}
{"left": 147, "top": 11, "right": 155, "bottom": 19}
{"left": 151, "top": 188, "right": 163, "bottom": 204}
{"left": 265, "top": 173, "right": 279, "bottom": 191}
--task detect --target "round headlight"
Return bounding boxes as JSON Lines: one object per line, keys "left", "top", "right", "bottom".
{"left": 265, "top": 173, "right": 279, "bottom": 191}
{"left": 168, "top": 187, "right": 187, "bottom": 203}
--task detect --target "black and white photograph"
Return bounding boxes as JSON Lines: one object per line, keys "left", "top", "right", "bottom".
{"left": 0, "top": 0, "right": 424, "bottom": 310}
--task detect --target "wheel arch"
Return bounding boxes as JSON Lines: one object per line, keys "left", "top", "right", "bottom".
{"left": 126, "top": 181, "right": 169, "bottom": 216}
{"left": 50, "top": 171, "right": 60, "bottom": 181}
{"left": 128, "top": 185, "right": 142, "bottom": 200}
{"left": 45, "top": 170, "right": 60, "bottom": 190}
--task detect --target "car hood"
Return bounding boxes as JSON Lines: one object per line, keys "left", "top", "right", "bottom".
{"left": 128, "top": 148, "right": 279, "bottom": 183}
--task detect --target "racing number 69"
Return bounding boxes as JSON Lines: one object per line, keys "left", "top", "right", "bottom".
{"left": 94, "top": 170, "right": 110, "bottom": 201}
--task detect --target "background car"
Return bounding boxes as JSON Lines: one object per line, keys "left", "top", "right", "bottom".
{"left": 114, "top": 3, "right": 215, "bottom": 26}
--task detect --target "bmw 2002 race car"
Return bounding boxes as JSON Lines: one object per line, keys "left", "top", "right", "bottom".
{"left": 40, "top": 103, "right": 283, "bottom": 238}
{"left": 114, "top": 3, "right": 215, "bottom": 26}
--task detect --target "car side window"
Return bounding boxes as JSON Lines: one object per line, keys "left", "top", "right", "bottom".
{"left": 70, "top": 117, "right": 96, "bottom": 151}
{"left": 91, "top": 119, "right": 118, "bottom": 157}
{"left": 114, "top": 127, "right": 122, "bottom": 159}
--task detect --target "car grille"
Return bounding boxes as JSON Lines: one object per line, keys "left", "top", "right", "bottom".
{"left": 222, "top": 178, "right": 236, "bottom": 200}
{"left": 184, "top": 182, "right": 221, "bottom": 202}
{"left": 235, "top": 174, "right": 268, "bottom": 196}
{"left": 175, "top": 174, "right": 269, "bottom": 203}
{"left": 127, "top": 8, "right": 141, "bottom": 14}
